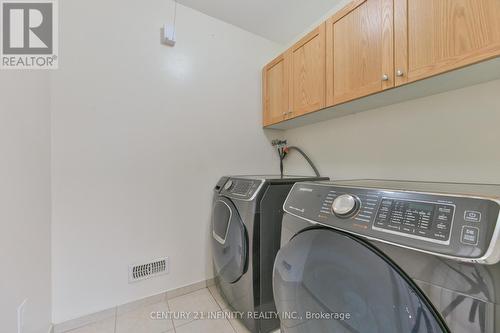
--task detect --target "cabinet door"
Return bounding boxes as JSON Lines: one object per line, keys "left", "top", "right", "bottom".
{"left": 395, "top": 0, "right": 500, "bottom": 86}
{"left": 326, "top": 0, "right": 394, "bottom": 106}
{"left": 263, "top": 52, "right": 290, "bottom": 127}
{"left": 290, "top": 24, "right": 326, "bottom": 117}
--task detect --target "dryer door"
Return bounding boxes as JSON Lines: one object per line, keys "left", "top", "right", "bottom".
{"left": 273, "top": 228, "right": 449, "bottom": 333}
{"left": 211, "top": 197, "right": 247, "bottom": 284}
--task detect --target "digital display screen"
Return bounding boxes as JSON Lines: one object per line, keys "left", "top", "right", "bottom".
{"left": 408, "top": 202, "right": 435, "bottom": 213}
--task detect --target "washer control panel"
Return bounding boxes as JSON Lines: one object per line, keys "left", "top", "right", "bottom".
{"left": 373, "top": 198, "right": 454, "bottom": 244}
{"left": 284, "top": 181, "right": 500, "bottom": 264}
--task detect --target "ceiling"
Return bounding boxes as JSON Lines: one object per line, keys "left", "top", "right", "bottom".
{"left": 176, "top": 0, "right": 346, "bottom": 44}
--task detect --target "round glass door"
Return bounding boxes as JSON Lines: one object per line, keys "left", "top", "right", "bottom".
{"left": 212, "top": 197, "right": 247, "bottom": 283}
{"left": 273, "top": 228, "right": 449, "bottom": 333}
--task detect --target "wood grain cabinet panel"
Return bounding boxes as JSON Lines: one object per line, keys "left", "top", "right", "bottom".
{"left": 326, "top": 0, "right": 394, "bottom": 106}
{"left": 262, "top": 0, "right": 500, "bottom": 127}
{"left": 290, "top": 24, "right": 326, "bottom": 117}
{"left": 395, "top": 0, "right": 500, "bottom": 86}
{"left": 262, "top": 52, "right": 290, "bottom": 126}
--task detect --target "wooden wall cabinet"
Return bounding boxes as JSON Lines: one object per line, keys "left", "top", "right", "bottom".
{"left": 262, "top": 0, "right": 500, "bottom": 128}
{"left": 262, "top": 52, "right": 290, "bottom": 127}
{"left": 326, "top": 0, "right": 394, "bottom": 106}
{"left": 290, "top": 23, "right": 326, "bottom": 117}
{"left": 394, "top": 0, "right": 500, "bottom": 86}
{"left": 263, "top": 24, "right": 326, "bottom": 126}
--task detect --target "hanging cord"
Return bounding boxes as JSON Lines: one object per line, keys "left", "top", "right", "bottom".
{"left": 173, "top": 0, "right": 177, "bottom": 36}
{"left": 283, "top": 146, "right": 320, "bottom": 177}
{"left": 271, "top": 140, "right": 320, "bottom": 178}
{"left": 278, "top": 147, "right": 286, "bottom": 179}
{"left": 173, "top": 0, "right": 177, "bottom": 35}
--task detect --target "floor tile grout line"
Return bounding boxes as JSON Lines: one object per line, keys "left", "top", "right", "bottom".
{"left": 168, "top": 287, "right": 232, "bottom": 331}
{"left": 173, "top": 320, "right": 194, "bottom": 330}
{"left": 207, "top": 286, "right": 237, "bottom": 333}
{"left": 207, "top": 286, "right": 223, "bottom": 311}
{"left": 166, "top": 295, "right": 176, "bottom": 333}
{"left": 113, "top": 306, "right": 117, "bottom": 333}
{"left": 206, "top": 287, "right": 237, "bottom": 332}
{"left": 226, "top": 317, "right": 238, "bottom": 333}
{"left": 167, "top": 291, "right": 190, "bottom": 330}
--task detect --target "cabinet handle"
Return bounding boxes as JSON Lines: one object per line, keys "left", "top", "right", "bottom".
{"left": 396, "top": 69, "right": 404, "bottom": 77}
{"left": 381, "top": 74, "right": 389, "bottom": 81}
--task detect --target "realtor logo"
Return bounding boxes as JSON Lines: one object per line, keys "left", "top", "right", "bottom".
{"left": 1, "top": 0, "right": 58, "bottom": 69}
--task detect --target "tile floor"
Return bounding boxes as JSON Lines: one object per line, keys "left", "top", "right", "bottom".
{"left": 62, "top": 286, "right": 251, "bottom": 333}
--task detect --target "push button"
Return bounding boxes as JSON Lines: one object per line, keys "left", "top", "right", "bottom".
{"left": 433, "top": 232, "right": 447, "bottom": 240}
{"left": 464, "top": 211, "right": 481, "bottom": 223}
{"left": 438, "top": 206, "right": 452, "bottom": 214}
{"left": 461, "top": 226, "right": 479, "bottom": 246}
{"left": 436, "top": 222, "right": 449, "bottom": 230}
{"left": 401, "top": 226, "right": 414, "bottom": 234}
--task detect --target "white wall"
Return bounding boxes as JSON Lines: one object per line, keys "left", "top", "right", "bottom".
{"left": 283, "top": 79, "right": 500, "bottom": 184}
{"left": 0, "top": 72, "right": 52, "bottom": 333}
{"left": 50, "top": 0, "right": 281, "bottom": 323}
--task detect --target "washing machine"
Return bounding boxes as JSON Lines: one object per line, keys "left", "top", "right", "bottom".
{"left": 273, "top": 179, "right": 500, "bottom": 333}
{"left": 211, "top": 175, "right": 328, "bottom": 333}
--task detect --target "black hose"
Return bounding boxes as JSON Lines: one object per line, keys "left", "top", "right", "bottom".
{"left": 278, "top": 148, "right": 285, "bottom": 178}
{"left": 278, "top": 148, "right": 283, "bottom": 178}
{"left": 286, "top": 146, "right": 320, "bottom": 177}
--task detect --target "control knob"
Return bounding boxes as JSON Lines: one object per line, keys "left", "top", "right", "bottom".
{"left": 332, "top": 194, "right": 359, "bottom": 217}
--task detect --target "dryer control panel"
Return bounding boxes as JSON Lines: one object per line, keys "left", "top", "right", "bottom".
{"left": 284, "top": 181, "right": 500, "bottom": 264}
{"left": 220, "top": 178, "right": 264, "bottom": 201}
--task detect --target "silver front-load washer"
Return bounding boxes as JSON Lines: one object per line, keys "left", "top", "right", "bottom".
{"left": 274, "top": 180, "right": 500, "bottom": 333}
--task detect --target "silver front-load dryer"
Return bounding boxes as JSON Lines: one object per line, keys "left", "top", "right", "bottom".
{"left": 211, "top": 175, "right": 328, "bottom": 333}
{"left": 274, "top": 180, "right": 500, "bottom": 333}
